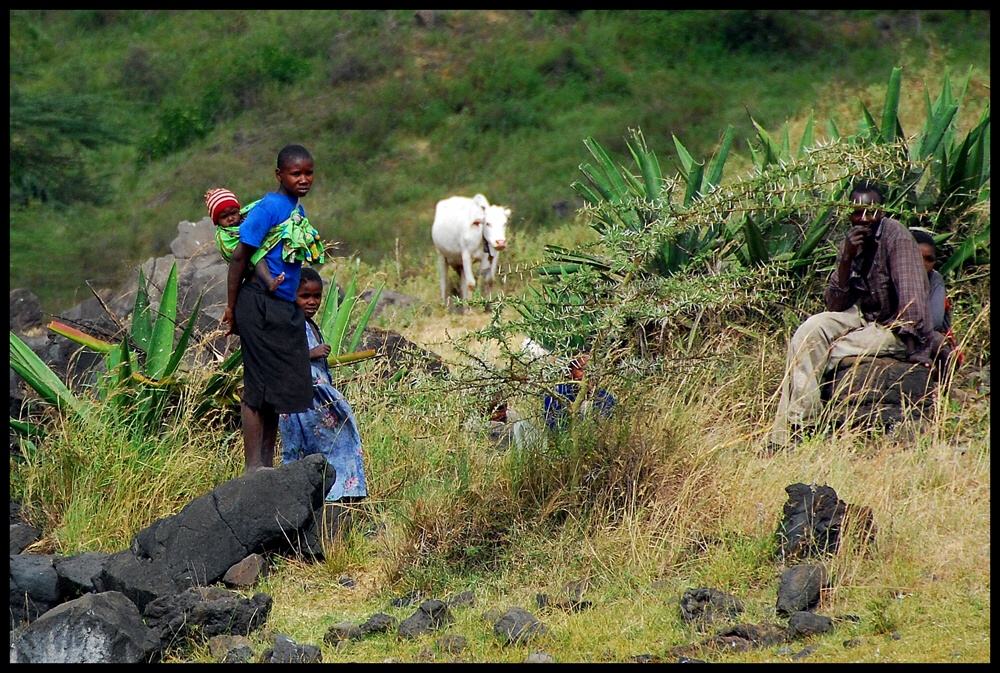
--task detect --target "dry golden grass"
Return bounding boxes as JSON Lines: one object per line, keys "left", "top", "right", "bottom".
{"left": 240, "top": 301, "right": 989, "bottom": 662}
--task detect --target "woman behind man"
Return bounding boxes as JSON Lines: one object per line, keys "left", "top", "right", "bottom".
{"left": 910, "top": 227, "right": 961, "bottom": 367}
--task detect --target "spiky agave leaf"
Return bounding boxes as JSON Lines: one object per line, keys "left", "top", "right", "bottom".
{"left": 346, "top": 283, "right": 383, "bottom": 355}
{"left": 130, "top": 266, "right": 153, "bottom": 352}
{"left": 940, "top": 221, "right": 990, "bottom": 277}
{"left": 327, "top": 272, "right": 358, "bottom": 357}
{"left": 145, "top": 262, "right": 179, "bottom": 380}
{"left": 705, "top": 125, "right": 735, "bottom": 190}
{"left": 796, "top": 112, "right": 816, "bottom": 160}
{"left": 48, "top": 320, "right": 115, "bottom": 353}
{"left": 160, "top": 291, "right": 202, "bottom": 380}
{"left": 880, "top": 66, "right": 903, "bottom": 143}
{"left": 628, "top": 128, "right": 663, "bottom": 203}
{"left": 329, "top": 349, "right": 377, "bottom": 368}
{"left": 9, "top": 332, "right": 84, "bottom": 415}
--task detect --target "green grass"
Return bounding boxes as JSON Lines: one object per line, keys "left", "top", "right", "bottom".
{"left": 12, "top": 261, "right": 990, "bottom": 661}
{"left": 9, "top": 9, "right": 990, "bottom": 664}
{"left": 209, "top": 364, "right": 994, "bottom": 662}
{"left": 9, "top": 10, "right": 991, "bottom": 314}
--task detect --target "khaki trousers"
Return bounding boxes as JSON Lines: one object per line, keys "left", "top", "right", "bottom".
{"left": 770, "top": 305, "right": 906, "bottom": 446}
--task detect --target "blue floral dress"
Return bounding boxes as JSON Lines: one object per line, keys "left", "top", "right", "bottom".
{"left": 279, "top": 319, "right": 367, "bottom": 501}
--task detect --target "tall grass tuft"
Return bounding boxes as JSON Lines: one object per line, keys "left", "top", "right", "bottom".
{"left": 12, "top": 381, "right": 242, "bottom": 554}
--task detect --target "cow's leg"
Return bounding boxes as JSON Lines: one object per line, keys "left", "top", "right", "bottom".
{"left": 478, "top": 254, "right": 492, "bottom": 298}
{"left": 483, "top": 253, "right": 499, "bottom": 298}
{"left": 460, "top": 249, "right": 476, "bottom": 303}
{"left": 437, "top": 251, "right": 449, "bottom": 304}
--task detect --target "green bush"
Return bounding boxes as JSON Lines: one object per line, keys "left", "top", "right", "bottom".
{"left": 10, "top": 10, "right": 991, "bottom": 314}
{"left": 256, "top": 44, "right": 313, "bottom": 84}
{"left": 9, "top": 90, "right": 120, "bottom": 206}
{"left": 137, "top": 103, "right": 212, "bottom": 164}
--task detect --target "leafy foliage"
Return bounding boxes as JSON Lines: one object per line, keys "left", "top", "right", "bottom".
{"left": 505, "top": 66, "right": 989, "bottom": 373}
{"left": 835, "top": 66, "right": 991, "bottom": 276}
{"left": 13, "top": 262, "right": 207, "bottom": 438}
{"left": 136, "top": 103, "right": 213, "bottom": 164}
{"left": 6, "top": 14, "right": 990, "bottom": 662}
{"left": 9, "top": 332, "right": 83, "bottom": 418}
{"left": 10, "top": 258, "right": 386, "bottom": 441}
{"left": 318, "top": 259, "right": 383, "bottom": 367}
{"left": 9, "top": 10, "right": 991, "bottom": 316}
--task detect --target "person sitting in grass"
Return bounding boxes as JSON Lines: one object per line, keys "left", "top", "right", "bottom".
{"left": 466, "top": 396, "right": 541, "bottom": 451}
{"left": 910, "top": 226, "right": 962, "bottom": 369}
{"left": 769, "top": 179, "right": 934, "bottom": 449}
{"left": 543, "top": 351, "right": 617, "bottom": 432}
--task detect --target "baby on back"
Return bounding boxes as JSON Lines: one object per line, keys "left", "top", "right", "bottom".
{"left": 205, "top": 187, "right": 283, "bottom": 291}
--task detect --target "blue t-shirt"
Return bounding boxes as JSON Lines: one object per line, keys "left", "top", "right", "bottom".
{"left": 544, "top": 382, "right": 617, "bottom": 431}
{"left": 240, "top": 192, "right": 304, "bottom": 302}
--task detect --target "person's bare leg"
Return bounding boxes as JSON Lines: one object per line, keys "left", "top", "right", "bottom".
{"left": 242, "top": 402, "right": 265, "bottom": 474}
{"left": 260, "top": 406, "right": 279, "bottom": 471}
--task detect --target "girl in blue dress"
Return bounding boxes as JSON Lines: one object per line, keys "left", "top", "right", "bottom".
{"left": 279, "top": 267, "right": 367, "bottom": 503}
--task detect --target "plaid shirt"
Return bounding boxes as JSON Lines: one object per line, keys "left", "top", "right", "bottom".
{"left": 824, "top": 216, "right": 932, "bottom": 347}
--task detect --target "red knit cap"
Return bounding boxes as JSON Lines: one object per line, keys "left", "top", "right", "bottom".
{"left": 205, "top": 188, "right": 241, "bottom": 224}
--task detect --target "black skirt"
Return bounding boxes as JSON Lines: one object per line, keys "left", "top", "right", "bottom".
{"left": 234, "top": 280, "right": 313, "bottom": 414}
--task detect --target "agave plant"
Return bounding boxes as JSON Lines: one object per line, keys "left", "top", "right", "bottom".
{"left": 511, "top": 65, "right": 989, "bottom": 369}
{"left": 9, "top": 331, "right": 84, "bottom": 417}
{"left": 10, "top": 258, "right": 391, "bottom": 461}
{"left": 317, "top": 258, "right": 383, "bottom": 367}
{"left": 837, "top": 66, "right": 990, "bottom": 277}
{"left": 49, "top": 262, "right": 203, "bottom": 431}
{"left": 568, "top": 126, "right": 737, "bottom": 278}
{"left": 9, "top": 261, "right": 207, "bottom": 443}
{"left": 728, "top": 66, "right": 990, "bottom": 277}
{"left": 568, "top": 121, "right": 842, "bottom": 279}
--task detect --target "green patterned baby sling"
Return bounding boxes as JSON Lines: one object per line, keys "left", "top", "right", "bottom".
{"left": 215, "top": 198, "right": 325, "bottom": 266}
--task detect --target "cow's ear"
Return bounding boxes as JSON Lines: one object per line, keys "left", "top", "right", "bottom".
{"left": 504, "top": 208, "right": 511, "bottom": 218}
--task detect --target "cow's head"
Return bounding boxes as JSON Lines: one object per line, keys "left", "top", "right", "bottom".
{"left": 483, "top": 205, "right": 510, "bottom": 252}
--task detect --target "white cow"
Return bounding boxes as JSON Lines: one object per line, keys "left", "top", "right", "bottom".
{"left": 431, "top": 193, "right": 511, "bottom": 306}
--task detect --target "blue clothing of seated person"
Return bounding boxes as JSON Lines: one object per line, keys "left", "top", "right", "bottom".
{"left": 543, "top": 353, "right": 617, "bottom": 431}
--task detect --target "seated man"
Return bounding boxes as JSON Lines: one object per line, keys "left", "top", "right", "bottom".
{"left": 490, "top": 400, "right": 542, "bottom": 451}
{"left": 465, "top": 397, "right": 541, "bottom": 451}
{"left": 544, "top": 352, "right": 617, "bottom": 432}
{"left": 769, "top": 180, "right": 934, "bottom": 448}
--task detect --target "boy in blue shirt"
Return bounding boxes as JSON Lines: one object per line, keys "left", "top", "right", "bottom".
{"left": 544, "top": 352, "right": 616, "bottom": 432}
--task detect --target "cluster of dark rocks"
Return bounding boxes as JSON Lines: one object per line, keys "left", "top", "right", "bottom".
{"left": 10, "top": 455, "right": 335, "bottom": 662}
{"left": 8, "top": 451, "right": 573, "bottom": 663}
{"left": 11, "top": 472, "right": 879, "bottom": 663}
{"left": 652, "top": 482, "right": 878, "bottom": 662}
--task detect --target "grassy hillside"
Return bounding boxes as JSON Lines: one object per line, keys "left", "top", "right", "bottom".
{"left": 9, "top": 9, "right": 991, "bottom": 314}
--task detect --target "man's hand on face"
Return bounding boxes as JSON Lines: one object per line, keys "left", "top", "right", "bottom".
{"left": 844, "top": 196, "right": 882, "bottom": 259}
{"left": 844, "top": 225, "right": 871, "bottom": 259}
